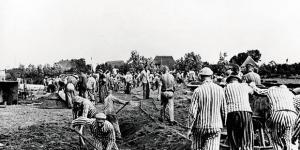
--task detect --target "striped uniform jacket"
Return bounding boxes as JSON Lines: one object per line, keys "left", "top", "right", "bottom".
{"left": 188, "top": 80, "right": 227, "bottom": 133}
{"left": 293, "top": 95, "right": 300, "bottom": 113}
{"left": 82, "top": 99, "right": 98, "bottom": 118}
{"left": 243, "top": 71, "right": 261, "bottom": 85}
{"left": 224, "top": 82, "right": 254, "bottom": 113}
{"left": 72, "top": 117, "right": 117, "bottom": 150}
{"left": 251, "top": 86, "right": 297, "bottom": 113}
{"left": 290, "top": 95, "right": 300, "bottom": 139}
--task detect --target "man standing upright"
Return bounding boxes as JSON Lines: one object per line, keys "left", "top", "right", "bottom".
{"left": 78, "top": 72, "right": 88, "bottom": 98}
{"left": 87, "top": 73, "right": 97, "bottom": 104}
{"left": 124, "top": 71, "right": 133, "bottom": 94}
{"left": 187, "top": 67, "right": 226, "bottom": 150}
{"left": 140, "top": 65, "right": 150, "bottom": 99}
{"left": 224, "top": 72, "right": 254, "bottom": 150}
{"left": 157, "top": 66, "right": 176, "bottom": 125}
{"left": 98, "top": 70, "right": 109, "bottom": 103}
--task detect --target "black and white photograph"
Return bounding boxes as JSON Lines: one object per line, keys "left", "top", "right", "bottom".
{"left": 1, "top": 0, "right": 300, "bottom": 149}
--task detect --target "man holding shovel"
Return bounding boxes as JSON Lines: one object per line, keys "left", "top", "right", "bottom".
{"left": 103, "top": 90, "right": 130, "bottom": 139}
{"left": 72, "top": 95, "right": 98, "bottom": 148}
{"left": 71, "top": 113, "right": 118, "bottom": 150}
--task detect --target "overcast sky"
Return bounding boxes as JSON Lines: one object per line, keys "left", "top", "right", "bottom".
{"left": 1, "top": 0, "right": 300, "bottom": 69}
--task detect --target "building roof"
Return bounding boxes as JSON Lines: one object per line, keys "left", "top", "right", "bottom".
{"left": 153, "top": 56, "right": 175, "bottom": 68}
{"left": 241, "top": 56, "right": 258, "bottom": 67}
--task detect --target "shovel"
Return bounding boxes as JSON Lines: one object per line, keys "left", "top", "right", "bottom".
{"left": 116, "top": 101, "right": 130, "bottom": 114}
{"left": 71, "top": 128, "right": 100, "bottom": 150}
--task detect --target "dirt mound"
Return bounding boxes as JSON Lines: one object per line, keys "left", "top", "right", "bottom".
{"left": 39, "top": 93, "right": 68, "bottom": 109}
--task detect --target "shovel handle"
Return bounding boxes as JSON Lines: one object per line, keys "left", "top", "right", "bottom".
{"left": 116, "top": 101, "right": 130, "bottom": 114}
{"left": 71, "top": 129, "right": 100, "bottom": 150}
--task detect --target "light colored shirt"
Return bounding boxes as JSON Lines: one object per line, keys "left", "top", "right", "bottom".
{"left": 140, "top": 70, "right": 150, "bottom": 83}
{"left": 243, "top": 71, "right": 261, "bottom": 85}
{"left": 188, "top": 80, "right": 226, "bottom": 131}
{"left": 125, "top": 74, "right": 133, "bottom": 83}
{"left": 87, "top": 76, "right": 96, "bottom": 90}
{"left": 188, "top": 71, "right": 196, "bottom": 81}
{"left": 224, "top": 82, "right": 253, "bottom": 113}
{"left": 103, "top": 94, "right": 127, "bottom": 114}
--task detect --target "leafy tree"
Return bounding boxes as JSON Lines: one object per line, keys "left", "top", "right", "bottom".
{"left": 175, "top": 52, "right": 202, "bottom": 72}
{"left": 96, "top": 63, "right": 113, "bottom": 73}
{"left": 229, "top": 49, "right": 262, "bottom": 66}
{"left": 247, "top": 50, "right": 261, "bottom": 62}
{"left": 127, "top": 50, "right": 154, "bottom": 72}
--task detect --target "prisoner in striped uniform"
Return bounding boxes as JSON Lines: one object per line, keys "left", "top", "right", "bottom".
{"left": 71, "top": 113, "right": 118, "bottom": 150}
{"left": 73, "top": 95, "right": 98, "bottom": 147}
{"left": 187, "top": 67, "right": 227, "bottom": 150}
{"left": 103, "top": 90, "right": 129, "bottom": 139}
{"left": 224, "top": 74, "right": 254, "bottom": 150}
{"left": 291, "top": 91, "right": 300, "bottom": 145}
{"left": 73, "top": 96, "right": 98, "bottom": 118}
{"left": 242, "top": 64, "right": 261, "bottom": 85}
{"left": 250, "top": 83, "right": 298, "bottom": 150}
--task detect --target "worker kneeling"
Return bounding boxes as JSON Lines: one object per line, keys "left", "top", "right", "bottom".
{"left": 71, "top": 113, "right": 119, "bottom": 150}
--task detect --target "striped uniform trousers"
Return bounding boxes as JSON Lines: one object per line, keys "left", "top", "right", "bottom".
{"left": 226, "top": 111, "right": 253, "bottom": 150}
{"left": 267, "top": 111, "right": 297, "bottom": 150}
{"left": 191, "top": 129, "right": 221, "bottom": 150}
{"left": 188, "top": 80, "right": 226, "bottom": 150}
{"left": 293, "top": 95, "right": 300, "bottom": 142}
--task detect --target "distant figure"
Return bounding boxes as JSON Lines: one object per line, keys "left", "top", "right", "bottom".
{"left": 187, "top": 67, "right": 226, "bottom": 150}
{"left": 187, "top": 70, "right": 196, "bottom": 82}
{"left": 140, "top": 65, "right": 150, "bottom": 99}
{"left": 78, "top": 72, "right": 88, "bottom": 98}
{"left": 87, "top": 74, "right": 97, "bottom": 104}
{"left": 124, "top": 71, "right": 133, "bottom": 94}
{"left": 243, "top": 64, "right": 261, "bottom": 85}
{"left": 98, "top": 70, "right": 109, "bottom": 103}
{"left": 157, "top": 66, "right": 176, "bottom": 125}
{"left": 65, "top": 74, "right": 78, "bottom": 108}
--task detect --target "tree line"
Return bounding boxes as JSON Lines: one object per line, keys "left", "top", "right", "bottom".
{"left": 5, "top": 49, "right": 300, "bottom": 83}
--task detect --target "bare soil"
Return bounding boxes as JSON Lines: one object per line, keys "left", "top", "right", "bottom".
{"left": 0, "top": 84, "right": 192, "bottom": 150}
